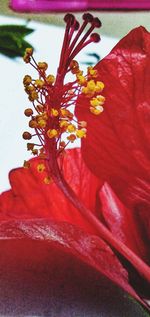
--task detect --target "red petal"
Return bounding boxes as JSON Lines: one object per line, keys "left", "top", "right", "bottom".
{"left": 99, "top": 183, "right": 149, "bottom": 261}
{"left": 0, "top": 152, "right": 146, "bottom": 306}
{"left": 76, "top": 27, "right": 150, "bottom": 244}
{"left": 0, "top": 148, "right": 100, "bottom": 234}
{"left": 0, "top": 218, "right": 143, "bottom": 305}
{"left": 0, "top": 239, "right": 146, "bottom": 316}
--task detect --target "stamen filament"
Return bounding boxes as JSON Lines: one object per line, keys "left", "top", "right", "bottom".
{"left": 66, "top": 14, "right": 93, "bottom": 59}
{"left": 58, "top": 14, "right": 75, "bottom": 75}
{"left": 68, "top": 37, "right": 100, "bottom": 65}
{"left": 67, "top": 25, "right": 101, "bottom": 68}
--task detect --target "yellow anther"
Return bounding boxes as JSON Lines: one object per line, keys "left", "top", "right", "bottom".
{"left": 25, "top": 48, "right": 33, "bottom": 56}
{"left": 97, "top": 95, "right": 105, "bottom": 104}
{"left": 38, "top": 119, "right": 47, "bottom": 128}
{"left": 47, "top": 129, "right": 58, "bottom": 138}
{"left": 87, "top": 80, "right": 96, "bottom": 92}
{"left": 36, "top": 104, "right": 44, "bottom": 112}
{"left": 90, "top": 97, "right": 100, "bottom": 107}
{"left": 32, "top": 149, "right": 38, "bottom": 155}
{"left": 76, "top": 74, "right": 86, "bottom": 85}
{"left": 82, "top": 80, "right": 96, "bottom": 96}
{"left": 90, "top": 95, "right": 105, "bottom": 107}
{"left": 25, "top": 85, "right": 34, "bottom": 94}
{"left": 35, "top": 79, "right": 44, "bottom": 88}
{"left": 29, "top": 120, "right": 38, "bottom": 128}
{"left": 38, "top": 62, "right": 48, "bottom": 71}
{"left": 60, "top": 109, "right": 73, "bottom": 118}
{"left": 24, "top": 108, "right": 33, "bottom": 117}
{"left": 23, "top": 48, "right": 33, "bottom": 63}
{"left": 37, "top": 112, "right": 48, "bottom": 121}
{"left": 88, "top": 67, "right": 98, "bottom": 78}
{"left": 36, "top": 113, "right": 45, "bottom": 120}
{"left": 59, "top": 120, "right": 69, "bottom": 128}
{"left": 23, "top": 55, "right": 31, "bottom": 63}
{"left": 67, "top": 124, "right": 76, "bottom": 133}
{"left": 28, "top": 91, "right": 38, "bottom": 101}
{"left": 23, "top": 160, "right": 30, "bottom": 168}
{"left": 23, "top": 75, "right": 32, "bottom": 86}
{"left": 76, "top": 69, "right": 83, "bottom": 76}
{"left": 46, "top": 75, "right": 55, "bottom": 84}
{"left": 51, "top": 108, "right": 59, "bottom": 117}
{"left": 27, "top": 143, "right": 34, "bottom": 151}
{"left": 44, "top": 176, "right": 52, "bottom": 185}
{"left": 22, "top": 131, "right": 32, "bottom": 140}
{"left": 37, "top": 163, "right": 45, "bottom": 173}
{"left": 95, "top": 81, "right": 105, "bottom": 92}
{"left": 79, "top": 121, "right": 87, "bottom": 128}
{"left": 67, "top": 134, "right": 76, "bottom": 143}
{"left": 76, "top": 128, "right": 86, "bottom": 138}
{"left": 43, "top": 113, "right": 48, "bottom": 121}
{"left": 90, "top": 105, "right": 104, "bottom": 115}
{"left": 60, "top": 109, "right": 68, "bottom": 116}
{"left": 96, "top": 105, "right": 104, "bottom": 112}
{"left": 82, "top": 86, "right": 88, "bottom": 94}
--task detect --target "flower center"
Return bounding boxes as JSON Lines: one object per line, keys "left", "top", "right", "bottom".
{"left": 22, "top": 13, "right": 105, "bottom": 178}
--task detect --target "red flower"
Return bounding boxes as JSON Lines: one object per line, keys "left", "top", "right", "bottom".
{"left": 76, "top": 26, "right": 150, "bottom": 307}
{"left": 0, "top": 14, "right": 149, "bottom": 314}
{"left": 0, "top": 149, "right": 148, "bottom": 312}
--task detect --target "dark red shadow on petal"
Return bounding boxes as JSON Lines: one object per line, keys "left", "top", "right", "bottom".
{"left": 0, "top": 218, "right": 144, "bottom": 306}
{"left": 0, "top": 238, "right": 147, "bottom": 316}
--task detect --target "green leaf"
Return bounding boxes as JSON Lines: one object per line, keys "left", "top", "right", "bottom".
{"left": 0, "top": 25, "right": 34, "bottom": 37}
{"left": 81, "top": 52, "right": 101, "bottom": 66}
{"left": 0, "top": 24, "right": 34, "bottom": 58}
{"left": 86, "top": 52, "right": 101, "bottom": 62}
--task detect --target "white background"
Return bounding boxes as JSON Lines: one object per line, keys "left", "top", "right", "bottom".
{"left": 0, "top": 15, "right": 118, "bottom": 191}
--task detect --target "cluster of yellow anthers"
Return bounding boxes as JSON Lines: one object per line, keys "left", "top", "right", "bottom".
{"left": 22, "top": 48, "right": 105, "bottom": 157}
{"left": 72, "top": 61, "right": 105, "bottom": 115}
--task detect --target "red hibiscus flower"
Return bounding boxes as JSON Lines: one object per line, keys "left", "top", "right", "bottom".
{"left": 0, "top": 13, "right": 149, "bottom": 315}
{"left": 76, "top": 25, "right": 150, "bottom": 309}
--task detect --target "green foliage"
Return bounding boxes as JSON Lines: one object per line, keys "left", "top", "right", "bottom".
{"left": 81, "top": 52, "right": 100, "bottom": 66}
{"left": 0, "top": 24, "right": 34, "bottom": 58}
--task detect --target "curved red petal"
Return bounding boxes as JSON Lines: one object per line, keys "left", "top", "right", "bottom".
{"left": 99, "top": 183, "right": 149, "bottom": 262}
{"left": 76, "top": 26, "right": 150, "bottom": 246}
{"left": 0, "top": 218, "right": 144, "bottom": 306}
{"left": 0, "top": 154, "right": 147, "bottom": 307}
{"left": 0, "top": 148, "right": 100, "bottom": 234}
{"left": 0, "top": 240, "right": 147, "bottom": 316}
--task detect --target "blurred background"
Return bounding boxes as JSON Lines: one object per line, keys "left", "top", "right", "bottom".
{"left": 0, "top": 0, "right": 150, "bottom": 37}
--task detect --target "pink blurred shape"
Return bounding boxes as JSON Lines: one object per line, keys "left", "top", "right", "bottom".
{"left": 10, "top": 0, "right": 150, "bottom": 12}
